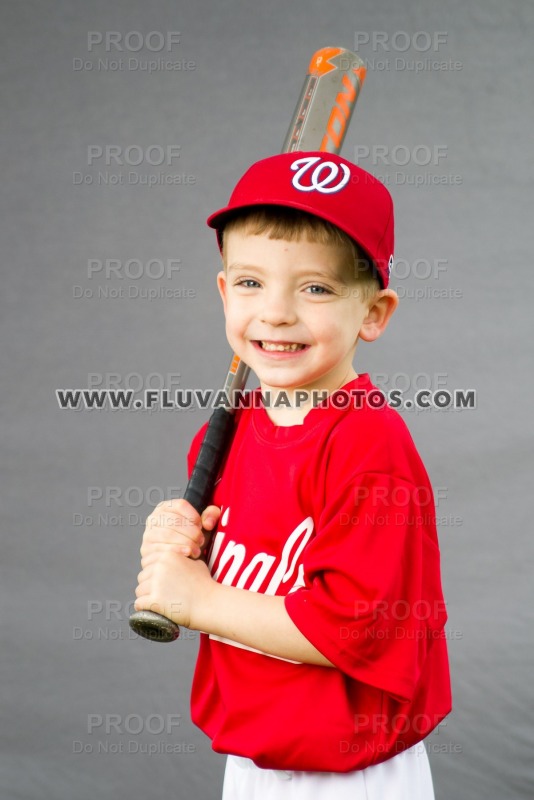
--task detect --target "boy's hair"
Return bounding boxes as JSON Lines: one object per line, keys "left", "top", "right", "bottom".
{"left": 220, "top": 206, "right": 381, "bottom": 301}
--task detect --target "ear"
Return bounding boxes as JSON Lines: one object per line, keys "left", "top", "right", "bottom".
{"left": 358, "top": 289, "right": 399, "bottom": 342}
{"left": 216, "top": 270, "right": 228, "bottom": 314}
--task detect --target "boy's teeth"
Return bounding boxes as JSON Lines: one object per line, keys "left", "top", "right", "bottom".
{"left": 261, "top": 341, "right": 305, "bottom": 352}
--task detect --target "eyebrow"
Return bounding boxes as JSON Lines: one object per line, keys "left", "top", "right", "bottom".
{"left": 226, "top": 263, "right": 343, "bottom": 281}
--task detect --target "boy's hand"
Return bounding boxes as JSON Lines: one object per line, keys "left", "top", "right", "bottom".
{"left": 140, "top": 499, "right": 221, "bottom": 561}
{"left": 133, "top": 498, "right": 335, "bottom": 664}
{"left": 133, "top": 499, "right": 221, "bottom": 629}
{"left": 134, "top": 548, "right": 215, "bottom": 629}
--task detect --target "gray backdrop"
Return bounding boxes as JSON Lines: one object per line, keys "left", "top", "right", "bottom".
{"left": 2, "top": 1, "right": 533, "bottom": 798}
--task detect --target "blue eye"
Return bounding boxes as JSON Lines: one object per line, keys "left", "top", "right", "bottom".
{"left": 236, "top": 279, "right": 260, "bottom": 288}
{"left": 306, "top": 284, "right": 331, "bottom": 295}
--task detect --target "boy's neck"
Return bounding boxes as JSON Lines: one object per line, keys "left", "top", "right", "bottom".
{"left": 261, "top": 369, "right": 359, "bottom": 427}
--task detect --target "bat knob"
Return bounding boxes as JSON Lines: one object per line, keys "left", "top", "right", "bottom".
{"left": 129, "top": 610, "right": 180, "bottom": 643}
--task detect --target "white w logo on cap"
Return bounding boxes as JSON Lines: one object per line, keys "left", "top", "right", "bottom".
{"left": 290, "top": 156, "right": 350, "bottom": 194}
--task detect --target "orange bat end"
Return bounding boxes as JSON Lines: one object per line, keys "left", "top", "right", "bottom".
{"left": 308, "top": 46, "right": 344, "bottom": 76}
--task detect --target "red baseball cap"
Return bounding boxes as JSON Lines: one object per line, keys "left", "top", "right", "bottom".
{"left": 207, "top": 151, "right": 394, "bottom": 288}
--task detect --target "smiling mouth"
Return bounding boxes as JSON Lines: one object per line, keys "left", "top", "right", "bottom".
{"left": 256, "top": 341, "right": 307, "bottom": 352}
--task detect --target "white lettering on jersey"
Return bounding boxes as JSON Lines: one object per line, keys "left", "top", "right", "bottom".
{"left": 212, "top": 540, "right": 247, "bottom": 585}
{"left": 207, "top": 509, "right": 315, "bottom": 662}
{"left": 264, "top": 517, "right": 314, "bottom": 595}
{"left": 209, "top": 509, "right": 314, "bottom": 595}
{"left": 236, "top": 552, "right": 277, "bottom": 592}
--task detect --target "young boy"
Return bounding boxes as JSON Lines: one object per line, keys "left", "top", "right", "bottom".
{"left": 134, "top": 151, "right": 452, "bottom": 800}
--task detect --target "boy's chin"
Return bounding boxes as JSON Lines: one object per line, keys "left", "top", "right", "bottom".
{"left": 256, "top": 376, "right": 308, "bottom": 392}
{"left": 257, "top": 377, "right": 323, "bottom": 396}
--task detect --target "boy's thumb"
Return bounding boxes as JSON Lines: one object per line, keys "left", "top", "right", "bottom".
{"left": 201, "top": 505, "right": 222, "bottom": 530}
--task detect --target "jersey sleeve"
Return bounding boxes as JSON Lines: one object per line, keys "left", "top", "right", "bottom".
{"left": 284, "top": 471, "right": 448, "bottom": 703}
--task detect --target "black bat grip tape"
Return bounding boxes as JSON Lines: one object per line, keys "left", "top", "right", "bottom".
{"left": 129, "top": 408, "right": 235, "bottom": 643}
{"left": 184, "top": 407, "right": 235, "bottom": 514}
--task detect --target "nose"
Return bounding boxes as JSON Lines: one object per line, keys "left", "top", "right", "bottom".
{"left": 259, "top": 287, "right": 298, "bottom": 327}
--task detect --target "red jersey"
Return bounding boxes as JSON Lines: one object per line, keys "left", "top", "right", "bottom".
{"left": 187, "top": 375, "right": 451, "bottom": 772}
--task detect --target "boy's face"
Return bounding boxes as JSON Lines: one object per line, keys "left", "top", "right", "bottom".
{"left": 217, "top": 230, "right": 376, "bottom": 398}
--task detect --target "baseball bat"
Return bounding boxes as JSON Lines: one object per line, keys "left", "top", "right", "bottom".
{"left": 129, "top": 46, "right": 366, "bottom": 642}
